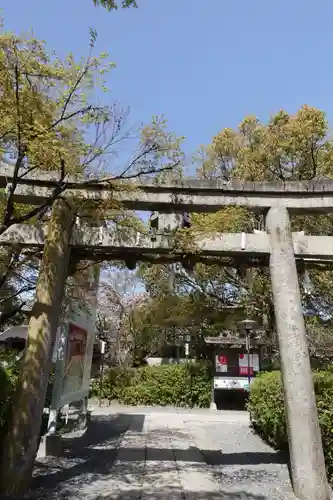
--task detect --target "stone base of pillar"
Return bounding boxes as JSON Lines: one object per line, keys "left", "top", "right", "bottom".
{"left": 37, "top": 434, "right": 62, "bottom": 458}
{"left": 77, "top": 410, "right": 89, "bottom": 431}
{"left": 210, "top": 402, "right": 217, "bottom": 410}
{"left": 269, "top": 487, "right": 298, "bottom": 499}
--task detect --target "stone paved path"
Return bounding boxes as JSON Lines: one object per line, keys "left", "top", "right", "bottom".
{"left": 28, "top": 404, "right": 295, "bottom": 499}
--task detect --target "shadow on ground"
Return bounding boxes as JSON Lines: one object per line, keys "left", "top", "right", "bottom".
{"left": 31, "top": 413, "right": 143, "bottom": 490}
{"left": 16, "top": 413, "right": 290, "bottom": 499}
{"left": 37, "top": 489, "right": 269, "bottom": 499}
{"left": 201, "top": 449, "right": 287, "bottom": 466}
{"left": 215, "top": 390, "right": 248, "bottom": 411}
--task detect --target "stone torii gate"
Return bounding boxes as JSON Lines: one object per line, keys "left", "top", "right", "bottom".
{"left": 0, "top": 167, "right": 332, "bottom": 500}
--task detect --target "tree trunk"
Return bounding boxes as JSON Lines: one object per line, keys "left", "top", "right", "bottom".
{"left": 0, "top": 198, "right": 74, "bottom": 497}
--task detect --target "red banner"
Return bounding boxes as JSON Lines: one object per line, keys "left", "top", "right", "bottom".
{"left": 239, "top": 366, "right": 254, "bottom": 376}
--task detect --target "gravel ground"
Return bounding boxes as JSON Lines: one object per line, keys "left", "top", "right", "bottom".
{"left": 20, "top": 405, "right": 295, "bottom": 499}
{"left": 192, "top": 418, "right": 292, "bottom": 498}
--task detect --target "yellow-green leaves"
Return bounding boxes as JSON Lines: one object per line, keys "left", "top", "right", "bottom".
{"left": 0, "top": 23, "right": 116, "bottom": 176}
{"left": 198, "top": 105, "right": 331, "bottom": 182}
{"left": 93, "top": 0, "right": 138, "bottom": 10}
{"left": 0, "top": 19, "right": 188, "bottom": 332}
{"left": 190, "top": 105, "right": 333, "bottom": 347}
{"left": 192, "top": 207, "right": 251, "bottom": 234}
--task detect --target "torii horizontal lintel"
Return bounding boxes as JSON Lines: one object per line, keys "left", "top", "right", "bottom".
{"left": 1, "top": 164, "right": 333, "bottom": 213}
{"left": 0, "top": 163, "right": 332, "bottom": 193}
{"left": 1, "top": 224, "right": 333, "bottom": 265}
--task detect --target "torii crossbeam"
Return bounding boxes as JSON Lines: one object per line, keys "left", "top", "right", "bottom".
{"left": 1, "top": 223, "right": 333, "bottom": 267}
{"left": 1, "top": 164, "right": 333, "bottom": 213}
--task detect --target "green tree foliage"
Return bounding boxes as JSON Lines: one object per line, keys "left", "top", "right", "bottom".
{"left": 93, "top": 0, "right": 137, "bottom": 10}
{"left": 139, "top": 106, "right": 333, "bottom": 358}
{"left": 0, "top": 350, "right": 20, "bottom": 437}
{"left": 0, "top": 19, "right": 184, "bottom": 330}
{"left": 133, "top": 262, "right": 250, "bottom": 363}
{"left": 0, "top": 22, "right": 111, "bottom": 328}
{"left": 194, "top": 106, "right": 333, "bottom": 348}
{"left": 125, "top": 293, "right": 194, "bottom": 364}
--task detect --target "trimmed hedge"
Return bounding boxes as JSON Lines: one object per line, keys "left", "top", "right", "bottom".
{"left": 91, "top": 362, "right": 212, "bottom": 408}
{"left": 248, "top": 370, "right": 333, "bottom": 483}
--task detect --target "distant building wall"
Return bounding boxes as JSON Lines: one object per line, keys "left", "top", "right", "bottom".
{"left": 146, "top": 357, "right": 195, "bottom": 366}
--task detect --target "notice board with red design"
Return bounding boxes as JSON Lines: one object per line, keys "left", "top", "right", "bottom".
{"left": 215, "top": 354, "right": 228, "bottom": 372}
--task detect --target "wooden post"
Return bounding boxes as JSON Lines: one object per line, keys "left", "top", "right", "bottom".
{"left": 0, "top": 198, "right": 74, "bottom": 496}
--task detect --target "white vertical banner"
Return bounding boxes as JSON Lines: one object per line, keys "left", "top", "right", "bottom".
{"left": 238, "top": 353, "right": 260, "bottom": 374}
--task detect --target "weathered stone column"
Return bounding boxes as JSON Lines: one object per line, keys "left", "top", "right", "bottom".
{"left": 266, "top": 206, "right": 329, "bottom": 500}
{"left": 158, "top": 212, "right": 182, "bottom": 233}
{"left": 0, "top": 198, "right": 74, "bottom": 496}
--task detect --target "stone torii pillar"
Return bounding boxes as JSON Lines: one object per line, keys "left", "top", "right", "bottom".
{"left": 149, "top": 211, "right": 183, "bottom": 235}
{"left": 266, "top": 206, "right": 330, "bottom": 500}
{"left": 0, "top": 198, "right": 74, "bottom": 496}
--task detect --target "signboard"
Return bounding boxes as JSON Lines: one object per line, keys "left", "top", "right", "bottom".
{"left": 214, "top": 376, "right": 254, "bottom": 390}
{"left": 51, "top": 263, "right": 100, "bottom": 409}
{"left": 215, "top": 354, "right": 228, "bottom": 373}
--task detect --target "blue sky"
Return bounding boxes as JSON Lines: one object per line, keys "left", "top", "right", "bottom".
{"left": 2, "top": 0, "right": 333, "bottom": 165}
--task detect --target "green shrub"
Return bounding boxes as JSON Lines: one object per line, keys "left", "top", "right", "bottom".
{"left": 0, "top": 350, "right": 57, "bottom": 439}
{"left": 248, "top": 370, "right": 333, "bottom": 483}
{"left": 0, "top": 350, "right": 20, "bottom": 438}
{"left": 91, "top": 362, "right": 212, "bottom": 408}
{"left": 90, "top": 365, "right": 136, "bottom": 401}
{"left": 0, "top": 366, "right": 14, "bottom": 431}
